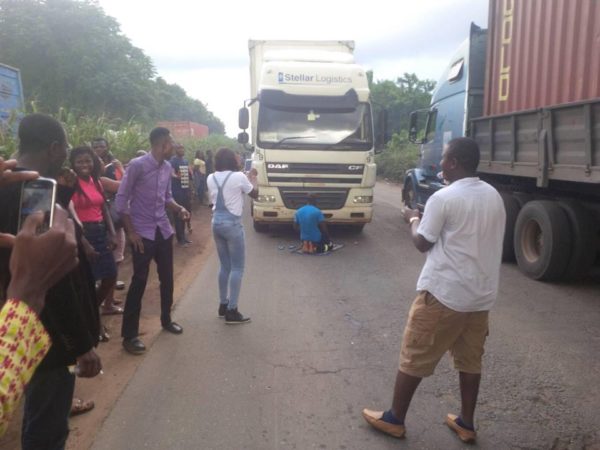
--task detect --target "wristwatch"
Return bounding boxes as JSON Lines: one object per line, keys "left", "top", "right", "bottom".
{"left": 409, "top": 216, "right": 420, "bottom": 225}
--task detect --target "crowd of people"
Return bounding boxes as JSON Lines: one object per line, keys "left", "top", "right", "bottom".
{"left": 0, "top": 113, "right": 259, "bottom": 448}
{"left": 0, "top": 113, "right": 506, "bottom": 448}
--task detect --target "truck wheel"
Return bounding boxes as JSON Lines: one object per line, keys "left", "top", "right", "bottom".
{"left": 403, "top": 182, "right": 417, "bottom": 209}
{"left": 514, "top": 201, "right": 572, "bottom": 281}
{"left": 500, "top": 193, "right": 521, "bottom": 262}
{"left": 558, "top": 200, "right": 597, "bottom": 280}
{"left": 253, "top": 220, "right": 269, "bottom": 233}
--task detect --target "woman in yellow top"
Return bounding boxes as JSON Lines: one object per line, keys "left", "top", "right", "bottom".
{"left": 193, "top": 150, "right": 207, "bottom": 204}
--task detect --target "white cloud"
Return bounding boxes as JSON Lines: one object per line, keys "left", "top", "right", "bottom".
{"left": 99, "top": 0, "right": 488, "bottom": 136}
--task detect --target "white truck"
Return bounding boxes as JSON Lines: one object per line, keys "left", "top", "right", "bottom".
{"left": 238, "top": 40, "right": 383, "bottom": 233}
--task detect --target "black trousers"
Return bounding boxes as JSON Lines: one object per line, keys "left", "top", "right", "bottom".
{"left": 121, "top": 228, "right": 173, "bottom": 339}
{"left": 173, "top": 190, "right": 191, "bottom": 244}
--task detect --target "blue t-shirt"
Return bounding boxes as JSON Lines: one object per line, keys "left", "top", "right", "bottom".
{"left": 294, "top": 204, "right": 325, "bottom": 242}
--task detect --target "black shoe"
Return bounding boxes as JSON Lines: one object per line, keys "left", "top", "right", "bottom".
{"left": 225, "top": 308, "right": 251, "bottom": 324}
{"left": 218, "top": 303, "right": 228, "bottom": 318}
{"left": 115, "top": 280, "right": 126, "bottom": 290}
{"left": 184, "top": 238, "right": 192, "bottom": 244}
{"left": 123, "top": 337, "right": 146, "bottom": 355}
{"left": 163, "top": 321, "right": 183, "bottom": 334}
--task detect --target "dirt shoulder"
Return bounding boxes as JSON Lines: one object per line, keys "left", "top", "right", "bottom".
{"left": 0, "top": 204, "right": 214, "bottom": 450}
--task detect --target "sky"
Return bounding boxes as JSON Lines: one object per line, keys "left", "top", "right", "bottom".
{"left": 98, "top": 0, "right": 488, "bottom": 137}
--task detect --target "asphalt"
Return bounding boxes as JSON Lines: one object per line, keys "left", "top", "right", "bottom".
{"left": 92, "top": 182, "right": 600, "bottom": 450}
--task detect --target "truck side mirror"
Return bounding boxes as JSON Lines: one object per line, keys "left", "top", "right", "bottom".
{"left": 237, "top": 132, "right": 249, "bottom": 144}
{"left": 374, "top": 109, "right": 388, "bottom": 154}
{"left": 408, "top": 111, "right": 419, "bottom": 143}
{"left": 238, "top": 107, "right": 249, "bottom": 130}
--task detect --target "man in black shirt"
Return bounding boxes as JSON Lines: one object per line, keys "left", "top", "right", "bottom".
{"left": 0, "top": 114, "right": 102, "bottom": 450}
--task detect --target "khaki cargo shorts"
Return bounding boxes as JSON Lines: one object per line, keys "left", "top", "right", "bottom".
{"left": 399, "top": 291, "right": 489, "bottom": 378}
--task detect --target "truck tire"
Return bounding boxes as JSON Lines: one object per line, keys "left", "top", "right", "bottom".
{"left": 558, "top": 200, "right": 597, "bottom": 280}
{"left": 349, "top": 224, "right": 365, "bottom": 233}
{"left": 500, "top": 193, "right": 521, "bottom": 262}
{"left": 514, "top": 200, "right": 572, "bottom": 281}
{"left": 253, "top": 220, "right": 269, "bottom": 233}
{"left": 403, "top": 182, "right": 417, "bottom": 209}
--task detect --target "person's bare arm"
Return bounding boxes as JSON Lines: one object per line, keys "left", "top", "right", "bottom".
{"left": 401, "top": 206, "right": 434, "bottom": 253}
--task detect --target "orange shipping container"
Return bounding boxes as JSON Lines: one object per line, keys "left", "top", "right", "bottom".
{"left": 484, "top": 0, "right": 600, "bottom": 116}
{"left": 156, "top": 121, "right": 209, "bottom": 139}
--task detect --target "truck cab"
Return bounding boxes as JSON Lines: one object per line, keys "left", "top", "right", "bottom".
{"left": 239, "top": 40, "right": 378, "bottom": 233}
{"left": 404, "top": 24, "right": 486, "bottom": 209}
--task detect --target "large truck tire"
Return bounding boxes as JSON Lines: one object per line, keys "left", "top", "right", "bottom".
{"left": 253, "top": 220, "right": 269, "bottom": 233}
{"left": 558, "top": 200, "right": 597, "bottom": 280}
{"left": 514, "top": 200, "right": 572, "bottom": 281}
{"left": 500, "top": 193, "right": 521, "bottom": 262}
{"left": 349, "top": 224, "right": 365, "bottom": 234}
{"left": 403, "top": 181, "right": 417, "bottom": 209}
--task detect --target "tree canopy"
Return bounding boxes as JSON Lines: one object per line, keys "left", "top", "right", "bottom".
{"left": 369, "top": 71, "right": 435, "bottom": 138}
{"left": 0, "top": 0, "right": 225, "bottom": 134}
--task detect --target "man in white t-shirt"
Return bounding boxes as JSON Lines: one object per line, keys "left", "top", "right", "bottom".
{"left": 363, "top": 137, "right": 505, "bottom": 443}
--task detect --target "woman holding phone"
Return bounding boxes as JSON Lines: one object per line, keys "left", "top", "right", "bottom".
{"left": 69, "top": 147, "right": 121, "bottom": 326}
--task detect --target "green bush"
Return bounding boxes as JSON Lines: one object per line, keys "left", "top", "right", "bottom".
{"left": 0, "top": 108, "right": 241, "bottom": 164}
{"left": 376, "top": 133, "right": 420, "bottom": 182}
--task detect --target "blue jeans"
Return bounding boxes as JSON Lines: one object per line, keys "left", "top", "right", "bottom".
{"left": 21, "top": 366, "right": 75, "bottom": 450}
{"left": 212, "top": 218, "right": 245, "bottom": 309}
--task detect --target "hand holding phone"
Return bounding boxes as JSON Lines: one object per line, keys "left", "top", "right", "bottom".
{"left": 18, "top": 177, "right": 57, "bottom": 232}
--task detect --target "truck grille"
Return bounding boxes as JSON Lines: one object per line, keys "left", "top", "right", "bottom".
{"left": 278, "top": 188, "right": 349, "bottom": 210}
{"left": 267, "top": 163, "right": 364, "bottom": 175}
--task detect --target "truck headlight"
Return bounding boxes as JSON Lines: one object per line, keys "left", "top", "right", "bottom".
{"left": 353, "top": 196, "right": 373, "bottom": 204}
{"left": 257, "top": 195, "right": 277, "bottom": 203}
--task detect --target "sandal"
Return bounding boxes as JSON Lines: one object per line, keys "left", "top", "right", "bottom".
{"left": 101, "top": 304, "right": 124, "bottom": 315}
{"left": 70, "top": 398, "right": 95, "bottom": 416}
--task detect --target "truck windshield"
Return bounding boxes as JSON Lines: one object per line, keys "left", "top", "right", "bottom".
{"left": 257, "top": 103, "right": 373, "bottom": 150}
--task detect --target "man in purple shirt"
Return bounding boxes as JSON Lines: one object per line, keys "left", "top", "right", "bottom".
{"left": 116, "top": 127, "right": 191, "bottom": 355}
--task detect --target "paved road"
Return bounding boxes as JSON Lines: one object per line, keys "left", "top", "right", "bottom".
{"left": 92, "top": 182, "right": 600, "bottom": 450}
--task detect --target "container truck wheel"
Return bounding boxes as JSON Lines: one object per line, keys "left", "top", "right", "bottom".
{"left": 514, "top": 201, "right": 572, "bottom": 281}
{"left": 253, "top": 220, "right": 269, "bottom": 233}
{"left": 349, "top": 224, "right": 365, "bottom": 234}
{"left": 558, "top": 200, "right": 597, "bottom": 280}
{"left": 500, "top": 193, "right": 521, "bottom": 262}
{"left": 403, "top": 182, "right": 417, "bottom": 209}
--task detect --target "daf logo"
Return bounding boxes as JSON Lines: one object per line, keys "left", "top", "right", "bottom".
{"left": 267, "top": 163, "right": 289, "bottom": 169}
{"left": 348, "top": 165, "right": 362, "bottom": 171}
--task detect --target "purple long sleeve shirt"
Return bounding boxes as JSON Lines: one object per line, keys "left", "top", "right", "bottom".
{"left": 115, "top": 153, "right": 174, "bottom": 241}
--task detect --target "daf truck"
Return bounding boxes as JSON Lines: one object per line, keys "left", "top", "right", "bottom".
{"left": 406, "top": 0, "right": 600, "bottom": 281}
{"left": 238, "top": 40, "right": 381, "bottom": 233}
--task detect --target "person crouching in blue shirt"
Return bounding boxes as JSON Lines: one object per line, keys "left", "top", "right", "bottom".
{"left": 294, "top": 194, "right": 333, "bottom": 253}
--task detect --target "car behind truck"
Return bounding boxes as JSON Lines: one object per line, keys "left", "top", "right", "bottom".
{"left": 238, "top": 40, "right": 382, "bottom": 233}
{"left": 406, "top": 0, "right": 600, "bottom": 281}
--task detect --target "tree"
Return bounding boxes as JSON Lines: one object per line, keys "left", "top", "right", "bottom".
{"left": 0, "top": 0, "right": 225, "bottom": 132}
{"left": 369, "top": 71, "right": 435, "bottom": 139}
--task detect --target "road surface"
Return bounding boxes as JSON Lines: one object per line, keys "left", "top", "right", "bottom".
{"left": 92, "top": 182, "right": 600, "bottom": 449}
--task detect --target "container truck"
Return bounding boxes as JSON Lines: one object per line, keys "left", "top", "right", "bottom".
{"left": 406, "top": 0, "right": 600, "bottom": 281}
{"left": 237, "top": 40, "right": 382, "bottom": 233}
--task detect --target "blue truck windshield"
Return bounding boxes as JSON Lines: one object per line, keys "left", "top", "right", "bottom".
{"left": 257, "top": 103, "right": 373, "bottom": 150}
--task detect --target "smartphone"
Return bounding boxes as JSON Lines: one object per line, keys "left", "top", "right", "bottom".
{"left": 18, "top": 177, "right": 57, "bottom": 232}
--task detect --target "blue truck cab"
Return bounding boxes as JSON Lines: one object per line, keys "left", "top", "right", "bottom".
{"left": 403, "top": 24, "right": 487, "bottom": 209}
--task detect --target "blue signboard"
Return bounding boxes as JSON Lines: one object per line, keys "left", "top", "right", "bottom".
{"left": 0, "top": 63, "right": 25, "bottom": 128}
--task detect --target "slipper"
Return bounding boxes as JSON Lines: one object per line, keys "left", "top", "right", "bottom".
{"left": 70, "top": 398, "right": 95, "bottom": 417}
{"left": 101, "top": 304, "right": 124, "bottom": 315}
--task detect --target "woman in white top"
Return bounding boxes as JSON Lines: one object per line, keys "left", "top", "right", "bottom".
{"left": 206, "top": 148, "right": 258, "bottom": 324}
